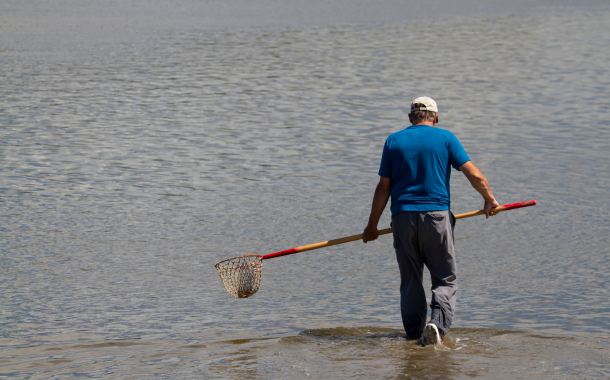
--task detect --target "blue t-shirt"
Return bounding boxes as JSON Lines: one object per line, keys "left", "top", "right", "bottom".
{"left": 378, "top": 125, "right": 470, "bottom": 216}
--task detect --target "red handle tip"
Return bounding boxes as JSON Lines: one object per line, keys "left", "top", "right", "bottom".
{"left": 501, "top": 200, "right": 537, "bottom": 211}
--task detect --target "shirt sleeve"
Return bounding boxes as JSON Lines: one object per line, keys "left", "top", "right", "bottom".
{"left": 378, "top": 139, "right": 392, "bottom": 178}
{"left": 448, "top": 133, "right": 470, "bottom": 170}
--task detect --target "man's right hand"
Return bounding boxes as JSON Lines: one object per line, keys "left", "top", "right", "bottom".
{"left": 484, "top": 199, "right": 500, "bottom": 218}
{"left": 363, "top": 225, "right": 379, "bottom": 243}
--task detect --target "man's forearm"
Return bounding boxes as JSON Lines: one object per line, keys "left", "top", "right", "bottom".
{"left": 367, "top": 182, "right": 391, "bottom": 227}
{"left": 459, "top": 161, "right": 499, "bottom": 217}
{"left": 363, "top": 177, "right": 391, "bottom": 243}
{"left": 459, "top": 161, "right": 496, "bottom": 202}
{"left": 468, "top": 175, "right": 495, "bottom": 202}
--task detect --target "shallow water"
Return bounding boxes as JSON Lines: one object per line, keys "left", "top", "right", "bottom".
{"left": 1, "top": 0, "right": 610, "bottom": 378}
{"left": 3, "top": 327, "right": 609, "bottom": 379}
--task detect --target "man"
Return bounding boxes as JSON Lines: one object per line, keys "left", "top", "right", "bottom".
{"left": 362, "top": 96, "right": 499, "bottom": 346}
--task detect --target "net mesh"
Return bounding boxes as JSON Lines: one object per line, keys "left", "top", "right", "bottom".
{"left": 215, "top": 255, "right": 263, "bottom": 298}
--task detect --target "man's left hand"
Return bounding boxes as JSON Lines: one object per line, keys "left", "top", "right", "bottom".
{"left": 484, "top": 199, "right": 500, "bottom": 218}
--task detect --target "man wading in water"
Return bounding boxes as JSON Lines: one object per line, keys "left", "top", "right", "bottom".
{"left": 362, "top": 97, "right": 499, "bottom": 346}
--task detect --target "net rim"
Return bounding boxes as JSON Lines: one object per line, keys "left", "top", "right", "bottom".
{"left": 215, "top": 254, "right": 262, "bottom": 269}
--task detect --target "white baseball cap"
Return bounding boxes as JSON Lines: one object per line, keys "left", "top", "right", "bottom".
{"left": 410, "top": 96, "right": 438, "bottom": 113}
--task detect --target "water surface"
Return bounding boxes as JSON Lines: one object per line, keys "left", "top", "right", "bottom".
{"left": 1, "top": 0, "right": 610, "bottom": 378}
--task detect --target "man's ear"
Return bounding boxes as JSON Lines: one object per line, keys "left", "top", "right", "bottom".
{"left": 408, "top": 114, "right": 413, "bottom": 124}
{"left": 434, "top": 114, "right": 439, "bottom": 125}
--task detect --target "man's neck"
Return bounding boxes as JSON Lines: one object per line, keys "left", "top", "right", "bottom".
{"left": 412, "top": 121, "right": 435, "bottom": 127}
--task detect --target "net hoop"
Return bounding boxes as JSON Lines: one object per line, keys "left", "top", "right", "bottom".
{"left": 215, "top": 255, "right": 263, "bottom": 298}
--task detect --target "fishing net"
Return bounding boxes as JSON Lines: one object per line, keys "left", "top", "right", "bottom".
{"left": 215, "top": 255, "right": 262, "bottom": 298}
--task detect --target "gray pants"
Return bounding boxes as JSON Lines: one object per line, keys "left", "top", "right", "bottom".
{"left": 392, "top": 210, "right": 457, "bottom": 338}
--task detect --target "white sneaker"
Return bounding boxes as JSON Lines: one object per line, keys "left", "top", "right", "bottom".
{"left": 421, "top": 323, "right": 443, "bottom": 346}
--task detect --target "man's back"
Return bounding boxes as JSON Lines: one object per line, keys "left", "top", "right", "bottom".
{"left": 379, "top": 125, "right": 469, "bottom": 215}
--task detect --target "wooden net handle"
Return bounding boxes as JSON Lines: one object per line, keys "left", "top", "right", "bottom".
{"left": 261, "top": 200, "right": 536, "bottom": 260}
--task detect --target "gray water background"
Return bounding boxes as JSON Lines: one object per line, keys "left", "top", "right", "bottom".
{"left": 1, "top": 0, "right": 610, "bottom": 378}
